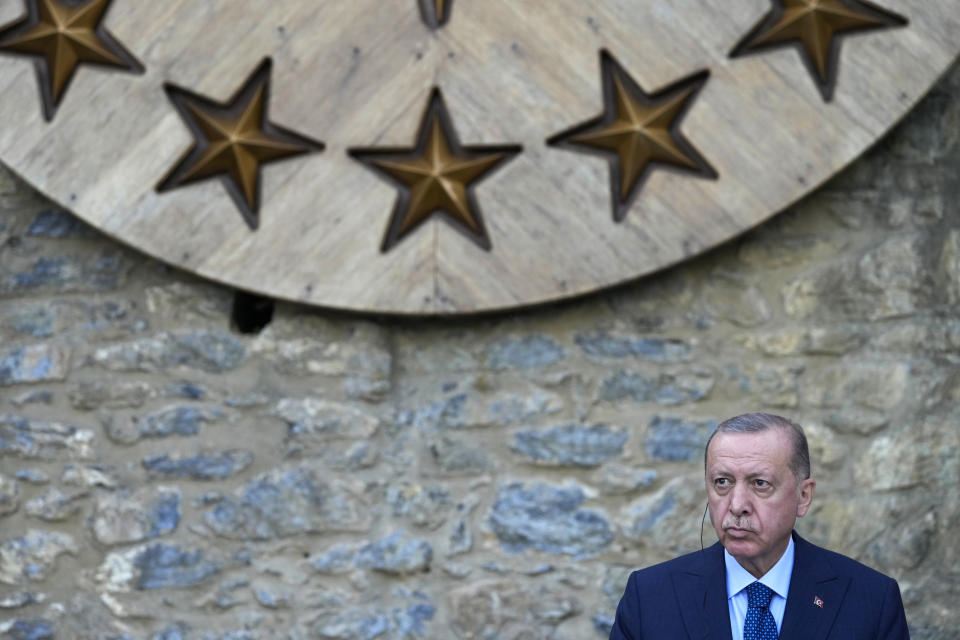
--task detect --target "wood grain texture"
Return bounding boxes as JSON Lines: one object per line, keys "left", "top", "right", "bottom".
{"left": 0, "top": 0, "right": 957, "bottom": 314}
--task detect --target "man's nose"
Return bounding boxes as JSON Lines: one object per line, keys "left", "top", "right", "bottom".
{"left": 729, "top": 483, "right": 751, "bottom": 514}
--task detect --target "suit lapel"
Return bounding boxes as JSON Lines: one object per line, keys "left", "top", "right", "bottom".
{"left": 671, "top": 543, "right": 734, "bottom": 640}
{"left": 779, "top": 533, "right": 849, "bottom": 640}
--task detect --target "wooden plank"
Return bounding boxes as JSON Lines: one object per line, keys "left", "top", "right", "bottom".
{"left": 0, "top": 0, "right": 956, "bottom": 313}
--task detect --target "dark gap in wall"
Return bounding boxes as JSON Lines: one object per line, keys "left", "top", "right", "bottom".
{"left": 231, "top": 290, "right": 275, "bottom": 334}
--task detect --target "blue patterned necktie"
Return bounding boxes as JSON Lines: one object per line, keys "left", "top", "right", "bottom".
{"left": 743, "top": 581, "right": 779, "bottom": 640}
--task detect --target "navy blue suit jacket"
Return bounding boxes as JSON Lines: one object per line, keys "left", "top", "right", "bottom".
{"left": 609, "top": 532, "right": 909, "bottom": 640}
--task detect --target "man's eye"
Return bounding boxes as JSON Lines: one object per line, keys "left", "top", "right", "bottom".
{"left": 715, "top": 478, "right": 729, "bottom": 487}
{"left": 754, "top": 479, "right": 769, "bottom": 488}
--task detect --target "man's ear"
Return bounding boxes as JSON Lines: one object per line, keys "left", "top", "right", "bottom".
{"left": 796, "top": 478, "right": 816, "bottom": 518}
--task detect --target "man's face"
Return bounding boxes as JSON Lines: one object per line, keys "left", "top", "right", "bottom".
{"left": 705, "top": 428, "right": 815, "bottom": 577}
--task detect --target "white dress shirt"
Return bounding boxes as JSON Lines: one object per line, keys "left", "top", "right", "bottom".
{"left": 725, "top": 536, "right": 794, "bottom": 640}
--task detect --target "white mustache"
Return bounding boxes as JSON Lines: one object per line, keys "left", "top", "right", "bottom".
{"left": 721, "top": 516, "right": 756, "bottom": 532}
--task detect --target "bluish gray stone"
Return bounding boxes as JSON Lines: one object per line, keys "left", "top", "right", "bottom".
{"left": 512, "top": 423, "right": 628, "bottom": 467}
{"left": 137, "top": 406, "right": 224, "bottom": 439}
{"left": 9, "top": 391, "right": 53, "bottom": 407}
{"left": 6, "top": 250, "right": 130, "bottom": 293}
{"left": 0, "top": 530, "right": 77, "bottom": 585}
{"left": 314, "top": 602, "right": 435, "bottom": 640}
{"left": 26, "top": 210, "right": 88, "bottom": 237}
{"left": 594, "top": 464, "right": 659, "bottom": 495}
{"left": 316, "top": 612, "right": 390, "bottom": 640}
{"left": 310, "top": 544, "right": 356, "bottom": 574}
{"left": 92, "top": 488, "right": 180, "bottom": 545}
{"left": 575, "top": 332, "right": 692, "bottom": 362}
{"left": 203, "top": 465, "right": 367, "bottom": 540}
{"left": 143, "top": 451, "right": 253, "bottom": 480}
{"left": 486, "top": 335, "right": 565, "bottom": 370}
{"left": 644, "top": 416, "right": 717, "bottom": 462}
{"left": 354, "top": 531, "right": 433, "bottom": 575}
{"left": 0, "top": 415, "right": 94, "bottom": 460}
{"left": 254, "top": 588, "right": 288, "bottom": 609}
{"left": 395, "top": 394, "right": 467, "bottom": 431}
{"left": 13, "top": 470, "right": 48, "bottom": 485}
{"left": 597, "top": 370, "right": 714, "bottom": 405}
{"left": 24, "top": 487, "right": 87, "bottom": 521}
{"left": 166, "top": 382, "right": 207, "bottom": 400}
{"left": 135, "top": 544, "right": 221, "bottom": 589}
{"left": 6, "top": 308, "right": 55, "bottom": 338}
{"left": 92, "top": 331, "right": 246, "bottom": 373}
{"left": 393, "top": 603, "right": 436, "bottom": 636}
{"left": 4, "top": 619, "right": 54, "bottom": 640}
{"left": 0, "top": 592, "right": 44, "bottom": 609}
{"left": 0, "top": 474, "right": 18, "bottom": 516}
{"left": 593, "top": 613, "right": 615, "bottom": 636}
{"left": 387, "top": 484, "right": 451, "bottom": 529}
{"left": 621, "top": 475, "right": 702, "bottom": 551}
{"left": 428, "top": 436, "right": 493, "bottom": 475}
{"left": 150, "top": 623, "right": 189, "bottom": 640}
{"left": 447, "top": 519, "right": 472, "bottom": 556}
{"left": 488, "top": 482, "right": 613, "bottom": 557}
{"left": 0, "top": 345, "right": 70, "bottom": 386}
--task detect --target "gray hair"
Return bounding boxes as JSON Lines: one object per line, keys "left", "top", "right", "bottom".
{"left": 704, "top": 412, "right": 811, "bottom": 481}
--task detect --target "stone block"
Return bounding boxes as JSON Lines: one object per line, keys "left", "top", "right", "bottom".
{"left": 574, "top": 332, "right": 692, "bottom": 362}
{"left": 25, "top": 209, "right": 90, "bottom": 238}
{"left": 0, "top": 415, "right": 94, "bottom": 461}
{"left": 0, "top": 344, "right": 70, "bottom": 386}
{"left": 487, "top": 482, "right": 613, "bottom": 557}
{"left": 105, "top": 405, "right": 224, "bottom": 444}
{"left": 24, "top": 487, "right": 87, "bottom": 522}
{"left": 275, "top": 398, "right": 380, "bottom": 441}
{"left": 512, "top": 423, "right": 628, "bottom": 467}
{"left": 143, "top": 451, "right": 254, "bottom": 481}
{"left": 592, "top": 464, "right": 659, "bottom": 495}
{"left": 354, "top": 531, "right": 434, "bottom": 575}
{"left": 427, "top": 436, "right": 494, "bottom": 475}
{"left": 387, "top": 483, "right": 452, "bottom": 530}
{"left": 0, "top": 474, "right": 18, "bottom": 517}
{"left": 67, "top": 380, "right": 155, "bottom": 410}
{"left": 597, "top": 369, "right": 714, "bottom": 405}
{"left": 621, "top": 474, "right": 703, "bottom": 553}
{"left": 92, "top": 331, "right": 246, "bottom": 373}
{"left": 0, "top": 619, "right": 55, "bottom": 639}
{"left": 92, "top": 487, "right": 181, "bottom": 545}
{"left": 203, "top": 464, "right": 369, "bottom": 540}
{"left": 97, "top": 543, "right": 221, "bottom": 592}
{"left": 485, "top": 335, "right": 565, "bottom": 370}
{"left": 0, "top": 530, "right": 77, "bottom": 586}
{"left": 644, "top": 416, "right": 716, "bottom": 462}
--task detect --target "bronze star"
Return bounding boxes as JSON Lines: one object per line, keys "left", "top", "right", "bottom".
{"left": 418, "top": 0, "right": 452, "bottom": 29}
{"left": 349, "top": 88, "right": 521, "bottom": 252}
{"left": 730, "top": 0, "right": 908, "bottom": 101}
{"left": 0, "top": 0, "right": 143, "bottom": 121}
{"left": 548, "top": 51, "right": 717, "bottom": 223}
{"left": 157, "top": 58, "right": 324, "bottom": 231}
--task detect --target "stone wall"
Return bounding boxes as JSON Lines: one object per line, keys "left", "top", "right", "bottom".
{"left": 1, "top": 61, "right": 959, "bottom": 639}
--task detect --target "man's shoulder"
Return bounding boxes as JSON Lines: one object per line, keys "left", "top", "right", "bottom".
{"left": 798, "top": 536, "right": 896, "bottom": 578}
{"left": 627, "top": 545, "right": 719, "bottom": 584}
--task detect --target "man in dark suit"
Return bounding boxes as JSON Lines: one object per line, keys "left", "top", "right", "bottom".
{"left": 608, "top": 412, "right": 909, "bottom": 640}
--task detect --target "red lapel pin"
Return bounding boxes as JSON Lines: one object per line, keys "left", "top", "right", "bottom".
{"left": 813, "top": 596, "right": 824, "bottom": 608}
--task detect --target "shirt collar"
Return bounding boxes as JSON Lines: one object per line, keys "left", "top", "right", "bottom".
{"left": 724, "top": 535, "right": 795, "bottom": 600}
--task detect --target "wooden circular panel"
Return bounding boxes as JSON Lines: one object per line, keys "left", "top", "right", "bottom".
{"left": 1, "top": 0, "right": 957, "bottom": 314}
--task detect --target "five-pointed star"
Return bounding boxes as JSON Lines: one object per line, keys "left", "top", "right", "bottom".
{"left": 157, "top": 58, "right": 324, "bottom": 231}
{"left": 548, "top": 51, "right": 717, "bottom": 223}
{"left": 349, "top": 89, "right": 521, "bottom": 252}
{"left": 0, "top": 0, "right": 143, "bottom": 120}
{"left": 730, "top": 0, "right": 907, "bottom": 101}
{"left": 419, "top": 0, "right": 452, "bottom": 29}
